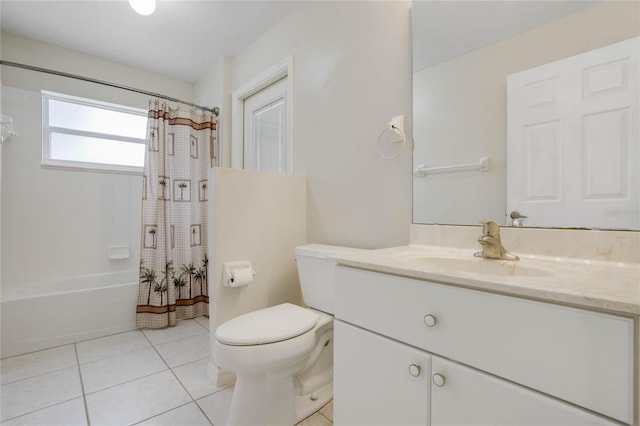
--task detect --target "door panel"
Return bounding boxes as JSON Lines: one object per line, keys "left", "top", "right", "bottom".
{"left": 507, "top": 36, "right": 638, "bottom": 229}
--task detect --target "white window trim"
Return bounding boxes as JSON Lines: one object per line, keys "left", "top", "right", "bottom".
{"left": 42, "top": 90, "right": 147, "bottom": 174}
{"left": 231, "top": 55, "right": 295, "bottom": 172}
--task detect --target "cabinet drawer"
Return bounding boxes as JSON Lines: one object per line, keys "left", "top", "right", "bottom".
{"left": 335, "top": 266, "right": 634, "bottom": 424}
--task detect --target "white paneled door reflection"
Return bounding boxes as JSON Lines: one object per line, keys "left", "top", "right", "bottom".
{"left": 507, "top": 36, "right": 639, "bottom": 230}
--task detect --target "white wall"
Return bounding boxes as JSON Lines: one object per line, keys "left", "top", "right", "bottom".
{"left": 1, "top": 32, "right": 193, "bottom": 292}
{"left": 211, "top": 168, "right": 306, "bottom": 326}
{"left": 1, "top": 31, "right": 192, "bottom": 109}
{"left": 209, "top": 168, "right": 306, "bottom": 384}
{"left": 194, "top": 56, "right": 232, "bottom": 168}
{"left": 230, "top": 1, "right": 413, "bottom": 249}
{"left": 413, "top": 1, "right": 640, "bottom": 225}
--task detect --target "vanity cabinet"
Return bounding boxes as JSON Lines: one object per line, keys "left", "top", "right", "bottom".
{"left": 334, "top": 266, "right": 634, "bottom": 425}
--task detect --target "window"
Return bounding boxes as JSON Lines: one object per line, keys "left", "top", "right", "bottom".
{"left": 42, "top": 91, "right": 148, "bottom": 173}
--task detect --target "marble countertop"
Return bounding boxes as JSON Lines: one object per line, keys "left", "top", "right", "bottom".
{"left": 333, "top": 245, "right": 640, "bottom": 316}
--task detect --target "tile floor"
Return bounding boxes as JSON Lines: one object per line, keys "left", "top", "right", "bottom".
{"left": 0, "top": 317, "right": 333, "bottom": 426}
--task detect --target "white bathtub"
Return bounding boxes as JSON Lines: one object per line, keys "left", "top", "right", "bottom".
{"left": 1, "top": 271, "right": 138, "bottom": 358}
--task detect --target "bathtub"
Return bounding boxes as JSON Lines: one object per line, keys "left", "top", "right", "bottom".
{"left": 1, "top": 271, "right": 138, "bottom": 358}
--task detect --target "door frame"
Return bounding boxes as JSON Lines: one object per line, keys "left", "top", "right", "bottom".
{"left": 231, "top": 55, "right": 295, "bottom": 171}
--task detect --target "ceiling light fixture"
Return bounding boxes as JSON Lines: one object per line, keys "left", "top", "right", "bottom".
{"left": 129, "top": 0, "right": 156, "bottom": 16}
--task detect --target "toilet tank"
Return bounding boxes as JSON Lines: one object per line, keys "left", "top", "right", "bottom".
{"left": 295, "top": 244, "right": 366, "bottom": 315}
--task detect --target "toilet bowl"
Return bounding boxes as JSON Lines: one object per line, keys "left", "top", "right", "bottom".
{"left": 212, "top": 244, "right": 365, "bottom": 426}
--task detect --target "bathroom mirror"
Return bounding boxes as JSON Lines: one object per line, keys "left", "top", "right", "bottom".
{"left": 412, "top": 0, "right": 639, "bottom": 230}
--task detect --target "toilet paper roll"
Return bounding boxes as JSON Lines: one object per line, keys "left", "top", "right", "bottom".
{"left": 230, "top": 269, "right": 253, "bottom": 287}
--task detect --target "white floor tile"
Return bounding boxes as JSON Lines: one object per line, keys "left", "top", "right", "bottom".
{"left": 1, "top": 397, "right": 87, "bottom": 426}
{"left": 0, "top": 366, "right": 83, "bottom": 421}
{"left": 296, "top": 412, "right": 333, "bottom": 426}
{"left": 154, "top": 334, "right": 209, "bottom": 368}
{"left": 194, "top": 316, "right": 210, "bottom": 330}
{"left": 0, "top": 344, "right": 77, "bottom": 385}
{"left": 136, "top": 402, "right": 212, "bottom": 426}
{"left": 80, "top": 347, "right": 167, "bottom": 394}
{"left": 196, "top": 387, "right": 234, "bottom": 426}
{"left": 172, "top": 359, "right": 223, "bottom": 400}
{"left": 0, "top": 326, "right": 332, "bottom": 425}
{"left": 76, "top": 330, "right": 150, "bottom": 364}
{"left": 85, "top": 370, "right": 191, "bottom": 426}
{"left": 142, "top": 319, "right": 208, "bottom": 346}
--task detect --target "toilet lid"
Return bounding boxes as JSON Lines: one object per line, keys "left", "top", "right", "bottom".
{"left": 215, "top": 303, "right": 320, "bottom": 346}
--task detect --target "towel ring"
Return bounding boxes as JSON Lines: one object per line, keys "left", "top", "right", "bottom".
{"left": 377, "top": 122, "right": 406, "bottom": 160}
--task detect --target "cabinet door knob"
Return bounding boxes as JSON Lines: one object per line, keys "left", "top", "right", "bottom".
{"left": 423, "top": 314, "right": 437, "bottom": 327}
{"left": 409, "top": 364, "right": 422, "bottom": 377}
{"left": 432, "top": 373, "right": 446, "bottom": 387}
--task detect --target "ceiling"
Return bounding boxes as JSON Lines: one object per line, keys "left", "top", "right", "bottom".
{"left": 1, "top": 1, "right": 603, "bottom": 82}
{"left": 0, "top": 0, "right": 299, "bottom": 82}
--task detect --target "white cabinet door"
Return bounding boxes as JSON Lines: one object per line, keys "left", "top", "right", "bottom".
{"left": 431, "top": 356, "right": 619, "bottom": 426}
{"left": 334, "top": 320, "right": 431, "bottom": 426}
{"left": 507, "top": 36, "right": 638, "bottom": 229}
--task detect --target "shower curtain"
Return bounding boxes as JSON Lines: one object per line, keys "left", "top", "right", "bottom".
{"left": 136, "top": 100, "right": 216, "bottom": 328}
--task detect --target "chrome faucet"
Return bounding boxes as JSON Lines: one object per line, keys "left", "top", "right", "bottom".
{"left": 474, "top": 220, "right": 519, "bottom": 261}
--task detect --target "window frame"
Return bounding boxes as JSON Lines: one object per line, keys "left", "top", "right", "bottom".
{"left": 42, "top": 90, "right": 148, "bottom": 174}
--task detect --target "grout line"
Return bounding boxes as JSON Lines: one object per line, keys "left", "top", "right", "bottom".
{"left": 0, "top": 396, "right": 86, "bottom": 424}
{"left": 140, "top": 318, "right": 209, "bottom": 347}
{"left": 195, "top": 402, "right": 215, "bottom": 426}
{"left": 141, "top": 328, "right": 174, "bottom": 372}
{"left": 1, "top": 341, "right": 81, "bottom": 361}
{"left": 1, "top": 364, "right": 77, "bottom": 387}
{"left": 194, "top": 389, "right": 231, "bottom": 426}
{"left": 140, "top": 324, "right": 198, "bottom": 401}
{"left": 141, "top": 322, "right": 215, "bottom": 425}
{"left": 0, "top": 345, "right": 78, "bottom": 386}
{"left": 319, "top": 412, "right": 333, "bottom": 424}
{"left": 164, "top": 354, "right": 210, "bottom": 370}
{"left": 76, "top": 331, "right": 153, "bottom": 366}
{"left": 1, "top": 319, "right": 221, "bottom": 425}
{"left": 82, "top": 368, "right": 169, "bottom": 397}
{"left": 77, "top": 342, "right": 153, "bottom": 367}
{"left": 73, "top": 343, "right": 92, "bottom": 426}
{"left": 130, "top": 400, "right": 198, "bottom": 426}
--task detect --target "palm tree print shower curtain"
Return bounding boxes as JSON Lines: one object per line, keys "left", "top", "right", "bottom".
{"left": 136, "top": 100, "right": 216, "bottom": 328}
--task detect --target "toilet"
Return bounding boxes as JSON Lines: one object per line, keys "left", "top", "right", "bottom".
{"left": 213, "top": 244, "right": 364, "bottom": 426}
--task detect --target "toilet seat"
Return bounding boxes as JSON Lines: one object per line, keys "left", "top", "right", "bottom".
{"left": 215, "top": 303, "right": 319, "bottom": 346}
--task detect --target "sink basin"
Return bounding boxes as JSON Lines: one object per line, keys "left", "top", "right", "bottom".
{"left": 405, "top": 256, "right": 553, "bottom": 277}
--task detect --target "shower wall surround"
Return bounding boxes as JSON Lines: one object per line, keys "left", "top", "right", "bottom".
{"left": 0, "top": 33, "right": 194, "bottom": 347}
{"left": 1, "top": 86, "right": 143, "bottom": 287}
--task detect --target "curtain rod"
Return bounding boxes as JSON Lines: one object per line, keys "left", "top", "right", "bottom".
{"left": 0, "top": 60, "right": 220, "bottom": 116}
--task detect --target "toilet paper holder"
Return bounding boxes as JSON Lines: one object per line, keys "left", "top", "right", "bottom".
{"left": 223, "top": 261, "right": 256, "bottom": 287}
